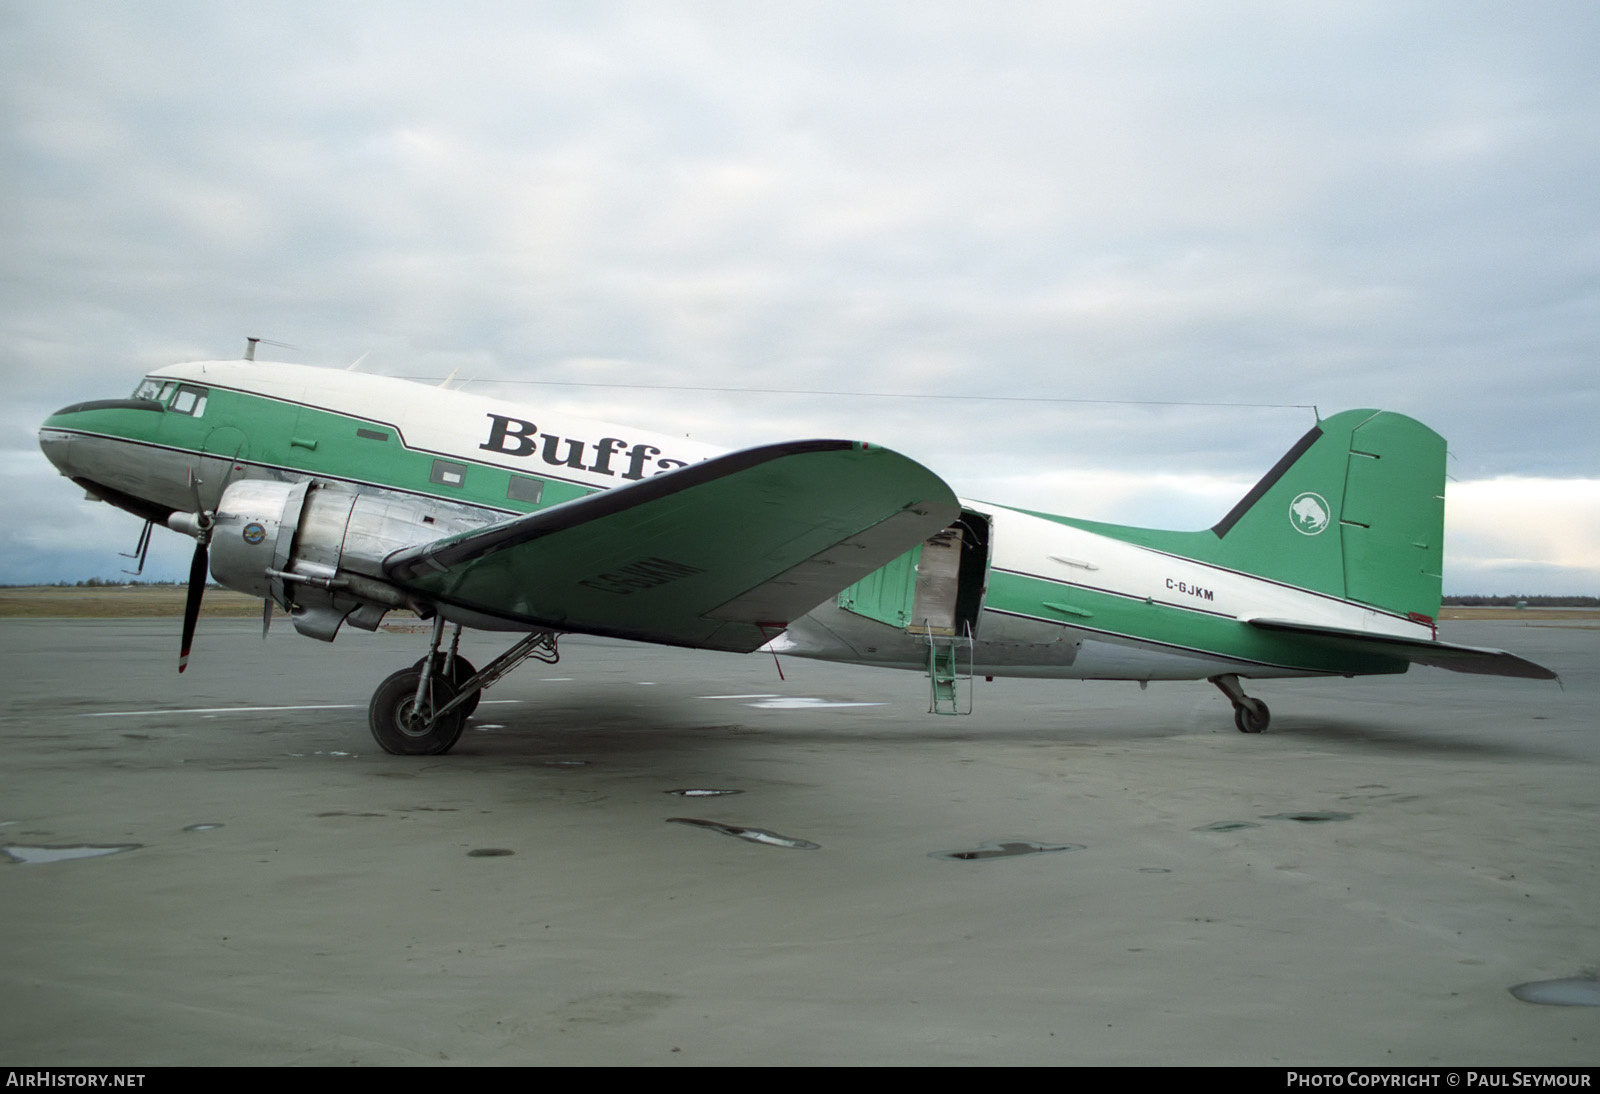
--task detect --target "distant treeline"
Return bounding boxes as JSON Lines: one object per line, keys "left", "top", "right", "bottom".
{"left": 5, "top": 581, "right": 1596, "bottom": 605}
{"left": 1, "top": 578, "right": 185, "bottom": 588}
{"left": 1443, "top": 595, "right": 1600, "bottom": 607}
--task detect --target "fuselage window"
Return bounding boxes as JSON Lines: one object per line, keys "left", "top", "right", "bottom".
{"left": 430, "top": 459, "right": 467, "bottom": 488}
{"left": 168, "top": 384, "right": 209, "bottom": 417}
{"left": 507, "top": 475, "right": 544, "bottom": 504}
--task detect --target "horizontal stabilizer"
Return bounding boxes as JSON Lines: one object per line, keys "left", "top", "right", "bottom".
{"left": 1246, "top": 618, "right": 1558, "bottom": 680}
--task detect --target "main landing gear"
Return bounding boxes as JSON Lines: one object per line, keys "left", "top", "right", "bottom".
{"left": 368, "top": 616, "right": 560, "bottom": 755}
{"left": 1209, "top": 673, "right": 1271, "bottom": 734}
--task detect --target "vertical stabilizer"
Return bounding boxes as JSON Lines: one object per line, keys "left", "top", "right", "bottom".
{"left": 1209, "top": 409, "right": 1446, "bottom": 619}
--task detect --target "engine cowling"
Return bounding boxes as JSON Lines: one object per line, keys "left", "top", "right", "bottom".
{"left": 206, "top": 479, "right": 489, "bottom": 640}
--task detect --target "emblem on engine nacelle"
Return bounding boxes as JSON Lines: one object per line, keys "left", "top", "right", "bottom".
{"left": 242, "top": 522, "right": 266, "bottom": 545}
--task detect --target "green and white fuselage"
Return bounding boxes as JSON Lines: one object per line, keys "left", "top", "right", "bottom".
{"left": 40, "top": 359, "right": 1553, "bottom": 742}
{"left": 783, "top": 499, "right": 1428, "bottom": 683}
{"left": 41, "top": 360, "right": 722, "bottom": 529}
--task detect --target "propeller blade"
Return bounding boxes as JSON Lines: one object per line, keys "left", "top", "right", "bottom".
{"left": 261, "top": 596, "right": 273, "bottom": 638}
{"left": 179, "top": 540, "right": 208, "bottom": 674}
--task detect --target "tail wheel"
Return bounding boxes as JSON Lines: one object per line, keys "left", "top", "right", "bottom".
{"left": 1233, "top": 699, "right": 1270, "bottom": 734}
{"left": 413, "top": 655, "right": 480, "bottom": 718}
{"left": 370, "top": 668, "right": 466, "bottom": 755}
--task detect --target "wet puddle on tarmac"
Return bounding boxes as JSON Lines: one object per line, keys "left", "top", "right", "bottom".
{"left": 931, "top": 839, "right": 1084, "bottom": 862}
{"left": 667, "top": 817, "right": 819, "bottom": 850}
{"left": 1197, "top": 812, "right": 1355, "bottom": 832}
{"left": 2, "top": 844, "right": 141, "bottom": 864}
{"left": 665, "top": 788, "right": 743, "bottom": 798}
{"left": 467, "top": 848, "right": 515, "bottom": 858}
{"left": 1510, "top": 978, "right": 1600, "bottom": 1006}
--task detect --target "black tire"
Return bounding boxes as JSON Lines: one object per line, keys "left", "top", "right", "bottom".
{"left": 412, "top": 655, "right": 480, "bottom": 718}
{"left": 1234, "top": 700, "right": 1270, "bottom": 734}
{"left": 370, "top": 668, "right": 466, "bottom": 755}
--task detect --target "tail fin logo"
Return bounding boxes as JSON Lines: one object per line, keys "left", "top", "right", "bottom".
{"left": 1289, "top": 492, "right": 1331, "bottom": 535}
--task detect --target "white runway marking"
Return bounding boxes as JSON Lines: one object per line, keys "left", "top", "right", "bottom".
{"left": 86, "top": 704, "right": 363, "bottom": 718}
{"left": 697, "top": 694, "right": 884, "bottom": 709}
{"left": 745, "top": 698, "right": 885, "bottom": 710}
{"left": 84, "top": 699, "right": 524, "bottom": 719}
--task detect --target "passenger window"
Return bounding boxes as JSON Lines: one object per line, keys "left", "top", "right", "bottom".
{"left": 430, "top": 460, "right": 467, "bottom": 488}
{"left": 507, "top": 475, "right": 544, "bottom": 504}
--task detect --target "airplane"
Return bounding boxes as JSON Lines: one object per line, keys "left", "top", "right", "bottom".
{"left": 38, "top": 347, "right": 1556, "bottom": 753}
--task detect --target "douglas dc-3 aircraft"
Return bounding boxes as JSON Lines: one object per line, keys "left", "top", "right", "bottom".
{"left": 39, "top": 350, "right": 1555, "bottom": 753}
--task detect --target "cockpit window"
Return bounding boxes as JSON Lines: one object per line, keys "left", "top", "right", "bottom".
{"left": 131, "top": 378, "right": 186, "bottom": 407}
{"left": 168, "top": 384, "right": 209, "bottom": 417}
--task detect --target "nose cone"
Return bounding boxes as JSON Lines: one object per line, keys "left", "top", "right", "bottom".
{"left": 39, "top": 397, "right": 163, "bottom": 478}
{"left": 38, "top": 424, "right": 75, "bottom": 476}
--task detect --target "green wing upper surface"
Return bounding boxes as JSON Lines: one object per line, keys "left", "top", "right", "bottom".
{"left": 385, "top": 440, "right": 960, "bottom": 652}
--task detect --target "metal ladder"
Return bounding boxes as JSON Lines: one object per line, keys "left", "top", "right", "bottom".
{"left": 924, "top": 622, "right": 974, "bottom": 715}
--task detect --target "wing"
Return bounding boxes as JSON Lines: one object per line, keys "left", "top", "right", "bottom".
{"left": 1246, "top": 617, "right": 1558, "bottom": 680}
{"left": 385, "top": 440, "right": 960, "bottom": 652}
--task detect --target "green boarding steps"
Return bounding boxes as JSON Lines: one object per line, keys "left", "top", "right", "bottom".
{"left": 924, "top": 623, "right": 974, "bottom": 715}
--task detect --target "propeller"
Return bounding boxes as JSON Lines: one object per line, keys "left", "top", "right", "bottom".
{"left": 179, "top": 536, "right": 209, "bottom": 673}
{"left": 174, "top": 461, "right": 235, "bottom": 674}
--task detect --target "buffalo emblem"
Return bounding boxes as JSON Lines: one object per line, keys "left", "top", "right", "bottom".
{"left": 1289, "top": 492, "right": 1330, "bottom": 535}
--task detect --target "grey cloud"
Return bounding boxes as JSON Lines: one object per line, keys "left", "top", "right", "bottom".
{"left": 4, "top": 2, "right": 1596, "bottom": 589}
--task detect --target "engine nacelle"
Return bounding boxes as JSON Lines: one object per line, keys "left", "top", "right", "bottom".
{"left": 207, "top": 479, "right": 490, "bottom": 640}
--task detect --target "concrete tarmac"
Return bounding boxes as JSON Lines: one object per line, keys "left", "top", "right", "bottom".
{"left": 1, "top": 618, "right": 1596, "bottom": 1066}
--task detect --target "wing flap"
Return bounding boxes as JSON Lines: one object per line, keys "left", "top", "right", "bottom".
{"left": 385, "top": 440, "right": 959, "bottom": 652}
{"left": 1246, "top": 617, "right": 1558, "bottom": 680}
{"left": 705, "top": 507, "right": 944, "bottom": 623}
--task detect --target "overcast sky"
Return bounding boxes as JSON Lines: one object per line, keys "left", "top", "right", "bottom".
{"left": 3, "top": 1, "right": 1596, "bottom": 593}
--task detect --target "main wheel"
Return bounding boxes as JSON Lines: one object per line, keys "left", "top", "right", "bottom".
{"left": 413, "top": 655, "right": 480, "bottom": 718}
{"left": 1233, "top": 699, "right": 1270, "bottom": 734}
{"left": 370, "top": 668, "right": 466, "bottom": 755}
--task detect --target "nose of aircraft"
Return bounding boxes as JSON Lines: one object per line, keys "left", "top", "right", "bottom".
{"left": 39, "top": 397, "right": 164, "bottom": 479}
{"left": 38, "top": 421, "right": 76, "bottom": 477}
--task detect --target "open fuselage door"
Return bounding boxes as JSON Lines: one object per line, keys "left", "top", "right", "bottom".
{"left": 836, "top": 510, "right": 992, "bottom": 712}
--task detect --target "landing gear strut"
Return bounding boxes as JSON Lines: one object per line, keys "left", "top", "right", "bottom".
{"left": 367, "top": 616, "right": 560, "bottom": 755}
{"left": 412, "top": 625, "right": 479, "bottom": 717}
{"left": 1209, "top": 673, "right": 1271, "bottom": 733}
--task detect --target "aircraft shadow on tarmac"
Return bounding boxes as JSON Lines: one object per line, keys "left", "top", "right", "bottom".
{"left": 403, "top": 687, "right": 1576, "bottom": 766}
{"left": 1239, "top": 715, "right": 1573, "bottom": 761}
